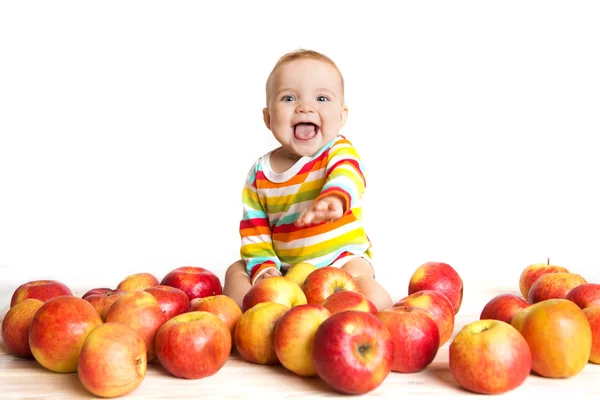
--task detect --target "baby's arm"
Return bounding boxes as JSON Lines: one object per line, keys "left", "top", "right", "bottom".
{"left": 296, "top": 138, "right": 366, "bottom": 227}
{"left": 240, "top": 166, "right": 283, "bottom": 285}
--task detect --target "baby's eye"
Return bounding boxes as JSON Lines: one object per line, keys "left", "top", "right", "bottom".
{"left": 317, "top": 96, "right": 329, "bottom": 102}
{"left": 281, "top": 95, "right": 295, "bottom": 102}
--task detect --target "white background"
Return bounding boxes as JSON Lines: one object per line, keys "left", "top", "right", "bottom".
{"left": 1, "top": 1, "right": 599, "bottom": 311}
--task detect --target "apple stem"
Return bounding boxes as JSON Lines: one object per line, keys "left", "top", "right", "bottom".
{"left": 547, "top": 257, "right": 550, "bottom": 265}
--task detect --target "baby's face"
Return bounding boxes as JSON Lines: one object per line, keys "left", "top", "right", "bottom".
{"left": 264, "top": 59, "right": 347, "bottom": 159}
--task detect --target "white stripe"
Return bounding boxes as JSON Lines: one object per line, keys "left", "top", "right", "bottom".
{"left": 241, "top": 233, "right": 273, "bottom": 245}
{"left": 281, "top": 246, "right": 370, "bottom": 269}
{"left": 328, "top": 154, "right": 359, "bottom": 170}
{"left": 260, "top": 168, "right": 327, "bottom": 198}
{"left": 268, "top": 199, "right": 313, "bottom": 225}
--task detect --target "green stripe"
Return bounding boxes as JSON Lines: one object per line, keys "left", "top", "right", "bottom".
{"left": 267, "top": 188, "right": 321, "bottom": 213}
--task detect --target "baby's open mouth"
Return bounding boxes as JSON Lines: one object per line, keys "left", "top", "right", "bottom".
{"left": 294, "top": 123, "right": 319, "bottom": 141}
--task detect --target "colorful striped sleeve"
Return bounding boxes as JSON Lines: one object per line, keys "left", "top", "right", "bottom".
{"left": 239, "top": 164, "right": 281, "bottom": 284}
{"left": 316, "top": 138, "right": 366, "bottom": 213}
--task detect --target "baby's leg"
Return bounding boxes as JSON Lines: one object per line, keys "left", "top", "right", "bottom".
{"left": 341, "top": 258, "right": 393, "bottom": 312}
{"left": 223, "top": 260, "right": 252, "bottom": 310}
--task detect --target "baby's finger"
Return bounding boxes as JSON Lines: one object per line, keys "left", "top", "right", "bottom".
{"left": 314, "top": 201, "right": 327, "bottom": 211}
{"left": 295, "top": 209, "right": 309, "bottom": 226}
{"left": 302, "top": 211, "right": 316, "bottom": 225}
{"left": 311, "top": 210, "right": 332, "bottom": 224}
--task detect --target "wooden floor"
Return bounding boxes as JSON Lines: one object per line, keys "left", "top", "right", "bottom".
{"left": 1, "top": 282, "right": 599, "bottom": 399}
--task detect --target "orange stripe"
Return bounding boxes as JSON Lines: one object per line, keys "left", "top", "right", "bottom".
{"left": 255, "top": 159, "right": 329, "bottom": 189}
{"left": 240, "top": 225, "right": 271, "bottom": 236}
{"left": 256, "top": 170, "right": 312, "bottom": 188}
{"left": 272, "top": 213, "right": 355, "bottom": 242}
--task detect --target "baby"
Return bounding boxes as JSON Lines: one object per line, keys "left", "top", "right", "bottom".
{"left": 223, "top": 49, "right": 393, "bottom": 311}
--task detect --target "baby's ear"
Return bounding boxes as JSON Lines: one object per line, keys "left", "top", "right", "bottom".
{"left": 340, "top": 105, "right": 348, "bottom": 126}
{"left": 262, "top": 107, "right": 271, "bottom": 130}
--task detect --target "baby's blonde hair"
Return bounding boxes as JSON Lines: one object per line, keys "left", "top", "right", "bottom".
{"left": 265, "top": 49, "right": 345, "bottom": 104}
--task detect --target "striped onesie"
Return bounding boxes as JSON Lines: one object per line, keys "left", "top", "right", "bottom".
{"left": 239, "top": 135, "right": 373, "bottom": 285}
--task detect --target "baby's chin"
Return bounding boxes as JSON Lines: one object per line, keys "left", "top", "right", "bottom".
{"left": 287, "top": 140, "right": 324, "bottom": 158}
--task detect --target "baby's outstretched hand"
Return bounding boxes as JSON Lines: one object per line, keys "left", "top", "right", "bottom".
{"left": 295, "top": 195, "right": 345, "bottom": 227}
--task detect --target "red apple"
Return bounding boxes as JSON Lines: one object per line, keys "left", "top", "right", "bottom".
{"left": 160, "top": 266, "right": 222, "bottom": 301}
{"left": 376, "top": 306, "right": 439, "bottom": 373}
{"left": 393, "top": 290, "right": 455, "bottom": 346}
{"left": 450, "top": 320, "right": 531, "bottom": 394}
{"left": 322, "top": 290, "right": 377, "bottom": 315}
{"left": 519, "top": 260, "right": 569, "bottom": 299}
{"left": 144, "top": 285, "right": 190, "bottom": 320}
{"left": 29, "top": 296, "right": 102, "bottom": 373}
{"left": 105, "top": 290, "right": 167, "bottom": 361}
{"left": 117, "top": 272, "right": 159, "bottom": 292}
{"left": 583, "top": 306, "right": 600, "bottom": 364}
{"left": 566, "top": 283, "right": 600, "bottom": 309}
{"left": 82, "top": 287, "right": 114, "bottom": 298}
{"left": 302, "top": 267, "right": 360, "bottom": 304}
{"left": 1, "top": 299, "right": 44, "bottom": 358}
{"left": 156, "top": 311, "right": 231, "bottom": 379}
{"left": 479, "top": 294, "right": 529, "bottom": 324}
{"left": 10, "top": 279, "right": 72, "bottom": 307}
{"left": 242, "top": 276, "right": 307, "bottom": 312}
{"left": 511, "top": 299, "right": 592, "bottom": 377}
{"left": 273, "top": 304, "right": 331, "bottom": 377}
{"left": 189, "top": 295, "right": 242, "bottom": 340}
{"left": 82, "top": 288, "right": 125, "bottom": 322}
{"left": 527, "top": 272, "right": 586, "bottom": 304}
{"left": 234, "top": 302, "right": 290, "bottom": 365}
{"left": 77, "top": 322, "right": 147, "bottom": 397}
{"left": 408, "top": 261, "right": 463, "bottom": 314}
{"left": 312, "top": 310, "right": 393, "bottom": 395}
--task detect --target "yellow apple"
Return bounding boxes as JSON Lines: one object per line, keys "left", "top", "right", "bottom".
{"left": 273, "top": 304, "right": 331, "bottom": 376}
{"left": 511, "top": 299, "right": 591, "bottom": 378}
{"left": 284, "top": 262, "right": 317, "bottom": 287}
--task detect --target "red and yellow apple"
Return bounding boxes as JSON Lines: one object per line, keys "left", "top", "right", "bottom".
{"left": 302, "top": 267, "right": 360, "bottom": 304}
{"left": 82, "top": 288, "right": 125, "bottom": 321}
{"left": 29, "top": 296, "right": 102, "bottom": 373}
{"left": 117, "top": 272, "right": 159, "bottom": 292}
{"left": 583, "top": 306, "right": 600, "bottom": 364}
{"left": 160, "top": 266, "right": 222, "bottom": 301}
{"left": 322, "top": 290, "right": 377, "bottom": 315}
{"left": 242, "top": 276, "right": 307, "bottom": 312}
{"left": 1, "top": 298, "right": 44, "bottom": 358}
{"left": 77, "top": 322, "right": 147, "bottom": 397}
{"left": 105, "top": 291, "right": 167, "bottom": 361}
{"left": 155, "top": 311, "right": 231, "bottom": 379}
{"left": 312, "top": 310, "right": 393, "bottom": 395}
{"left": 144, "top": 285, "right": 190, "bottom": 320}
{"left": 527, "top": 272, "right": 586, "bottom": 304}
{"left": 450, "top": 320, "right": 531, "bottom": 394}
{"left": 408, "top": 261, "right": 463, "bottom": 314}
{"left": 10, "top": 279, "right": 72, "bottom": 307}
{"left": 479, "top": 294, "right": 529, "bottom": 324}
{"left": 566, "top": 283, "right": 600, "bottom": 309}
{"left": 284, "top": 262, "right": 317, "bottom": 287}
{"left": 273, "top": 304, "right": 331, "bottom": 377}
{"left": 190, "top": 295, "right": 242, "bottom": 340}
{"left": 376, "top": 306, "right": 439, "bottom": 373}
{"left": 519, "top": 260, "right": 569, "bottom": 299}
{"left": 234, "top": 302, "right": 290, "bottom": 365}
{"left": 393, "top": 290, "right": 455, "bottom": 346}
{"left": 511, "top": 299, "right": 592, "bottom": 378}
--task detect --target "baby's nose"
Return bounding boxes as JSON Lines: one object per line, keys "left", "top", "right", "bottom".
{"left": 296, "top": 101, "right": 315, "bottom": 113}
